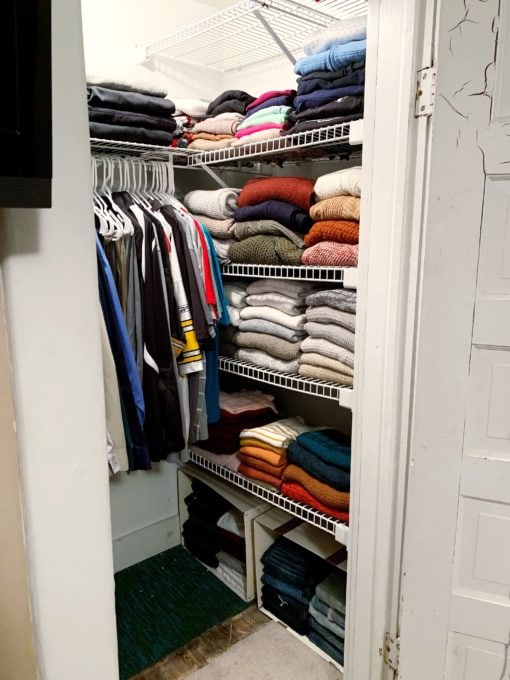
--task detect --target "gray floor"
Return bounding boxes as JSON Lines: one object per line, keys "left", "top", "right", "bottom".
{"left": 186, "top": 621, "right": 342, "bottom": 680}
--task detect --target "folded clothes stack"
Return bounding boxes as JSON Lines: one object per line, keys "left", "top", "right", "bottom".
{"left": 238, "top": 416, "right": 316, "bottom": 489}
{"left": 182, "top": 479, "right": 245, "bottom": 568}
{"left": 299, "top": 287, "right": 357, "bottom": 384}
{"left": 183, "top": 187, "right": 240, "bottom": 261}
{"left": 224, "top": 279, "right": 317, "bottom": 372}
{"left": 309, "top": 570, "right": 347, "bottom": 665}
{"left": 87, "top": 77, "right": 176, "bottom": 146}
{"left": 229, "top": 177, "right": 314, "bottom": 265}
{"left": 287, "top": 16, "right": 367, "bottom": 135}
{"left": 234, "top": 94, "right": 295, "bottom": 146}
{"left": 261, "top": 537, "right": 332, "bottom": 635}
{"left": 302, "top": 166, "right": 362, "bottom": 266}
{"left": 282, "top": 429, "right": 351, "bottom": 521}
{"left": 196, "top": 389, "right": 277, "bottom": 456}
{"left": 188, "top": 90, "right": 255, "bottom": 151}
{"left": 171, "top": 97, "right": 210, "bottom": 148}
{"left": 220, "top": 281, "right": 249, "bottom": 356}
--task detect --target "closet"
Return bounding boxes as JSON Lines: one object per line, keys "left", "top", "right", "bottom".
{"left": 85, "top": 1, "right": 385, "bottom": 678}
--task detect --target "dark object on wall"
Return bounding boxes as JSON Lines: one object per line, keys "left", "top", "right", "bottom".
{"left": 0, "top": 0, "right": 52, "bottom": 208}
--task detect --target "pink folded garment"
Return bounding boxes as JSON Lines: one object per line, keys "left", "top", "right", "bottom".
{"left": 232, "top": 128, "right": 283, "bottom": 146}
{"left": 246, "top": 89, "right": 295, "bottom": 111}
{"left": 191, "top": 445, "right": 241, "bottom": 471}
{"left": 235, "top": 122, "right": 287, "bottom": 139}
{"left": 301, "top": 242, "right": 359, "bottom": 267}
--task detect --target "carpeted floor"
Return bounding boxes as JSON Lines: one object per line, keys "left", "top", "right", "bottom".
{"left": 115, "top": 546, "right": 250, "bottom": 680}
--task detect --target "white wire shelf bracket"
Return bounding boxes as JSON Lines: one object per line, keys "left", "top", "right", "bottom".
{"left": 188, "top": 450, "right": 349, "bottom": 545}
{"left": 144, "top": 0, "right": 367, "bottom": 72}
{"left": 219, "top": 356, "right": 353, "bottom": 409}
{"left": 186, "top": 122, "right": 358, "bottom": 167}
{"left": 90, "top": 138, "right": 190, "bottom": 163}
{"left": 221, "top": 263, "right": 351, "bottom": 282}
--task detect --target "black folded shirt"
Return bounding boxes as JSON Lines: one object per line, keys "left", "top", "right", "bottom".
{"left": 87, "top": 85, "right": 175, "bottom": 117}
{"left": 296, "top": 60, "right": 365, "bottom": 83}
{"left": 288, "top": 96, "right": 364, "bottom": 123}
{"left": 296, "top": 68, "right": 365, "bottom": 97}
{"left": 89, "top": 106, "right": 176, "bottom": 132}
{"left": 206, "top": 89, "right": 256, "bottom": 116}
{"left": 89, "top": 122, "right": 173, "bottom": 146}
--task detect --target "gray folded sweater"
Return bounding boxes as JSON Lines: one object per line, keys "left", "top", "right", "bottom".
{"left": 234, "top": 331, "right": 302, "bottom": 361}
{"left": 301, "top": 336, "right": 354, "bottom": 368}
{"left": 239, "top": 318, "right": 306, "bottom": 343}
{"left": 305, "top": 288, "right": 357, "bottom": 314}
{"left": 305, "top": 305, "right": 356, "bottom": 332}
{"left": 304, "top": 321, "right": 355, "bottom": 352}
{"left": 233, "top": 220, "right": 305, "bottom": 247}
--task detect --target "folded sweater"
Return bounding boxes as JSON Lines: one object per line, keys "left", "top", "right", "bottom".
{"left": 234, "top": 201, "right": 313, "bottom": 233}
{"left": 233, "top": 220, "right": 305, "bottom": 247}
{"left": 282, "top": 482, "right": 349, "bottom": 522}
{"left": 246, "top": 95, "right": 295, "bottom": 117}
{"left": 303, "top": 15, "right": 367, "bottom": 56}
{"left": 247, "top": 279, "right": 317, "bottom": 299}
{"left": 237, "top": 105, "right": 292, "bottom": 129}
{"left": 299, "top": 352, "right": 354, "bottom": 377}
{"left": 297, "top": 429, "right": 351, "bottom": 469}
{"left": 314, "top": 166, "right": 362, "bottom": 200}
{"left": 301, "top": 336, "right": 354, "bottom": 368}
{"left": 283, "top": 465, "right": 350, "bottom": 509}
{"left": 237, "top": 348, "right": 300, "bottom": 374}
{"left": 239, "top": 318, "right": 306, "bottom": 343}
{"left": 238, "top": 176, "right": 316, "bottom": 213}
{"left": 196, "top": 215, "right": 236, "bottom": 239}
{"left": 240, "top": 305, "right": 306, "bottom": 331}
{"left": 294, "top": 39, "right": 367, "bottom": 77}
{"left": 239, "top": 446, "right": 286, "bottom": 467}
{"left": 310, "top": 196, "right": 361, "bottom": 222}
{"left": 239, "top": 463, "right": 282, "bottom": 490}
{"left": 246, "top": 89, "right": 296, "bottom": 111}
{"left": 184, "top": 188, "right": 240, "bottom": 220}
{"left": 228, "top": 235, "right": 303, "bottom": 266}
{"left": 187, "top": 137, "right": 235, "bottom": 151}
{"left": 288, "top": 440, "right": 350, "bottom": 490}
{"left": 304, "top": 321, "right": 355, "bottom": 352}
{"left": 305, "top": 288, "right": 357, "bottom": 314}
{"left": 87, "top": 86, "right": 175, "bottom": 116}
{"left": 294, "top": 84, "right": 365, "bottom": 112}
{"left": 192, "top": 112, "right": 243, "bottom": 135}
{"left": 299, "top": 364, "right": 354, "bottom": 386}
{"left": 302, "top": 242, "right": 359, "bottom": 267}
{"left": 206, "top": 90, "right": 256, "bottom": 116}
{"left": 305, "top": 306, "right": 355, "bottom": 331}
{"left": 241, "top": 417, "right": 312, "bottom": 448}
{"left": 235, "top": 122, "right": 287, "bottom": 139}
{"left": 238, "top": 452, "right": 287, "bottom": 478}
{"left": 232, "top": 128, "right": 282, "bottom": 146}
{"left": 246, "top": 292, "right": 305, "bottom": 316}
{"left": 304, "top": 220, "right": 359, "bottom": 246}
{"left": 234, "top": 331, "right": 302, "bottom": 361}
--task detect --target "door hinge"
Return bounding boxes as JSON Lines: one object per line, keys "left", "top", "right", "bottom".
{"left": 415, "top": 66, "right": 436, "bottom": 117}
{"left": 384, "top": 632, "right": 400, "bottom": 672}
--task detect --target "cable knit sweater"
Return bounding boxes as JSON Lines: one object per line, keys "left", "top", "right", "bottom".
{"left": 310, "top": 196, "right": 361, "bottom": 221}
{"left": 228, "top": 235, "right": 303, "bottom": 266}
{"left": 304, "top": 321, "right": 355, "bottom": 352}
{"left": 305, "top": 288, "right": 357, "bottom": 314}
{"left": 301, "top": 336, "right": 354, "bottom": 368}
{"left": 302, "top": 242, "right": 358, "bottom": 267}
{"left": 234, "top": 331, "right": 302, "bottom": 361}
{"left": 184, "top": 188, "right": 240, "bottom": 219}
{"left": 299, "top": 351, "right": 354, "bottom": 377}
{"left": 304, "top": 220, "right": 359, "bottom": 246}
{"left": 246, "top": 292, "right": 305, "bottom": 316}
{"left": 305, "top": 306, "right": 355, "bottom": 331}
{"left": 314, "top": 166, "right": 362, "bottom": 199}
{"left": 196, "top": 215, "right": 235, "bottom": 239}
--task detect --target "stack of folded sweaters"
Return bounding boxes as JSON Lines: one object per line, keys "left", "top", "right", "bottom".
{"left": 238, "top": 416, "right": 316, "bottom": 489}
{"left": 309, "top": 570, "right": 347, "bottom": 665}
{"left": 220, "top": 281, "right": 249, "bottom": 353}
{"left": 288, "top": 16, "right": 367, "bottom": 135}
{"left": 233, "top": 88, "right": 295, "bottom": 146}
{"left": 299, "top": 287, "right": 356, "bottom": 384}
{"left": 261, "top": 537, "right": 332, "bottom": 635}
{"left": 229, "top": 177, "right": 314, "bottom": 265}
{"left": 182, "top": 479, "right": 247, "bottom": 598}
{"left": 187, "top": 90, "right": 255, "bottom": 151}
{"left": 87, "top": 79, "right": 176, "bottom": 146}
{"left": 223, "top": 279, "right": 317, "bottom": 373}
{"left": 171, "top": 98, "right": 210, "bottom": 149}
{"left": 302, "top": 166, "right": 362, "bottom": 266}
{"left": 282, "top": 429, "right": 351, "bottom": 522}
{"left": 195, "top": 389, "right": 277, "bottom": 465}
{"left": 183, "top": 188, "right": 240, "bottom": 261}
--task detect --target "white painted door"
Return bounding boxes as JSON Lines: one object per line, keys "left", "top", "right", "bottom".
{"left": 398, "top": 1, "right": 510, "bottom": 678}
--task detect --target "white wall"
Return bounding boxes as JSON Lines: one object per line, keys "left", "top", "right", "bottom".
{"left": 0, "top": 0, "right": 119, "bottom": 678}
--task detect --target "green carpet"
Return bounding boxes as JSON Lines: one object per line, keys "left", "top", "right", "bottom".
{"left": 115, "top": 545, "right": 250, "bottom": 679}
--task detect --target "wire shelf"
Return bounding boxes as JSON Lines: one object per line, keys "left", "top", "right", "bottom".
{"left": 145, "top": 0, "right": 367, "bottom": 72}
{"left": 189, "top": 450, "right": 349, "bottom": 545}
{"left": 221, "top": 263, "right": 349, "bottom": 282}
{"left": 186, "top": 122, "right": 357, "bottom": 167}
{"left": 90, "top": 138, "right": 190, "bottom": 163}
{"left": 219, "top": 356, "right": 354, "bottom": 409}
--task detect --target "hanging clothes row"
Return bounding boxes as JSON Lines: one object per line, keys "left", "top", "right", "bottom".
{"left": 92, "top": 156, "right": 230, "bottom": 473}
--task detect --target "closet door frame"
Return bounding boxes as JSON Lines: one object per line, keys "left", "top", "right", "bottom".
{"left": 346, "top": 0, "right": 437, "bottom": 678}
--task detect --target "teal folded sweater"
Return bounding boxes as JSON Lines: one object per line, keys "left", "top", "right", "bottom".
{"left": 238, "top": 105, "right": 292, "bottom": 129}
{"left": 296, "top": 429, "right": 351, "bottom": 469}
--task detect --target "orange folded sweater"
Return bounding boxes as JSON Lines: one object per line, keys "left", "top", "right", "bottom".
{"left": 238, "top": 452, "right": 287, "bottom": 478}
{"left": 239, "top": 438, "right": 286, "bottom": 456}
{"left": 282, "top": 465, "right": 350, "bottom": 509}
{"left": 238, "top": 176, "right": 316, "bottom": 212}
{"left": 281, "top": 482, "right": 349, "bottom": 522}
{"left": 304, "top": 220, "right": 359, "bottom": 246}
{"left": 239, "top": 463, "right": 282, "bottom": 490}
{"left": 239, "top": 445, "right": 287, "bottom": 467}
